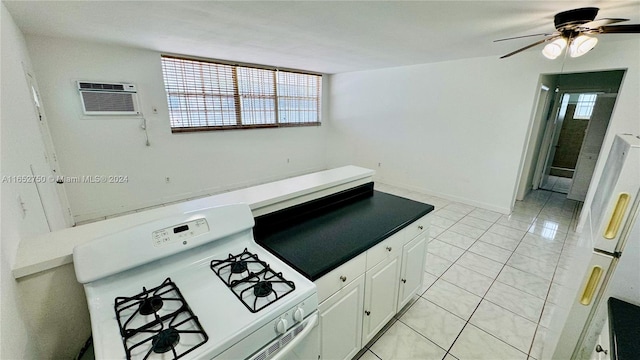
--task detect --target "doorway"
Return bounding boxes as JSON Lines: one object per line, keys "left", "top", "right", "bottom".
{"left": 538, "top": 91, "right": 617, "bottom": 200}
{"left": 516, "top": 70, "right": 625, "bottom": 203}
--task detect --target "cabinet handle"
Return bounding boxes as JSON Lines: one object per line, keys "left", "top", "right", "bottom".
{"left": 418, "top": 225, "right": 424, "bottom": 230}
{"left": 386, "top": 246, "right": 392, "bottom": 252}
{"left": 365, "top": 310, "right": 371, "bottom": 316}
{"left": 339, "top": 275, "right": 347, "bottom": 282}
{"left": 580, "top": 266, "right": 603, "bottom": 306}
{"left": 604, "top": 193, "right": 629, "bottom": 239}
{"left": 595, "top": 345, "right": 608, "bottom": 355}
{"left": 401, "top": 279, "right": 407, "bottom": 283}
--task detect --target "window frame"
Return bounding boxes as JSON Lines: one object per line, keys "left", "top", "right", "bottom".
{"left": 573, "top": 93, "right": 598, "bottom": 120}
{"left": 161, "top": 55, "right": 323, "bottom": 133}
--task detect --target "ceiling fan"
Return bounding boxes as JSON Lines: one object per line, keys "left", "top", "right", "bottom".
{"left": 496, "top": 7, "right": 640, "bottom": 59}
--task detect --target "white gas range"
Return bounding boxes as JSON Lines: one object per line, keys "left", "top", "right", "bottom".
{"left": 73, "top": 204, "right": 319, "bottom": 360}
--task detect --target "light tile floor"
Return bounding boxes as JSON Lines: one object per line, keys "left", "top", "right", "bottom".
{"left": 357, "top": 183, "right": 582, "bottom": 360}
{"left": 540, "top": 175, "right": 573, "bottom": 194}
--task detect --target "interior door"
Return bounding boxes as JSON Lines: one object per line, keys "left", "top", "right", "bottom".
{"left": 517, "top": 84, "right": 551, "bottom": 199}
{"left": 567, "top": 94, "right": 617, "bottom": 201}
{"left": 23, "top": 68, "right": 73, "bottom": 228}
{"left": 533, "top": 92, "right": 565, "bottom": 190}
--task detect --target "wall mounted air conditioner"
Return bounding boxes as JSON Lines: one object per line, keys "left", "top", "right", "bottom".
{"left": 77, "top": 81, "right": 139, "bottom": 115}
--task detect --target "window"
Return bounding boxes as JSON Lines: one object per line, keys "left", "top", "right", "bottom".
{"left": 161, "top": 56, "right": 322, "bottom": 132}
{"left": 574, "top": 93, "right": 597, "bottom": 120}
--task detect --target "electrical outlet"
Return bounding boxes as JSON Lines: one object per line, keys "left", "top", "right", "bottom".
{"left": 165, "top": 177, "right": 170, "bottom": 183}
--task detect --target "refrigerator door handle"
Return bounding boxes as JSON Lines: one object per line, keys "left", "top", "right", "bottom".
{"left": 604, "top": 193, "right": 630, "bottom": 239}
{"left": 579, "top": 265, "right": 603, "bottom": 306}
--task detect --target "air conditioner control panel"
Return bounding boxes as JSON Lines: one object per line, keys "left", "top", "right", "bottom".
{"left": 152, "top": 218, "right": 209, "bottom": 247}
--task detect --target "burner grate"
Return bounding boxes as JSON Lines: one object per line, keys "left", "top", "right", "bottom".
{"left": 114, "top": 278, "right": 208, "bottom": 359}
{"left": 211, "top": 249, "right": 295, "bottom": 313}
{"left": 210, "top": 249, "right": 268, "bottom": 286}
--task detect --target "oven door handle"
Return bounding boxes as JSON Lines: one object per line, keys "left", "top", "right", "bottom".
{"left": 271, "top": 312, "right": 319, "bottom": 360}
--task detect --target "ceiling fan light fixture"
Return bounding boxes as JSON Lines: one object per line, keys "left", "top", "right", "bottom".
{"left": 569, "top": 35, "right": 598, "bottom": 57}
{"left": 542, "top": 38, "right": 567, "bottom": 59}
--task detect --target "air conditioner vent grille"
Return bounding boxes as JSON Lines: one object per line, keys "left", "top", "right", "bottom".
{"left": 79, "top": 82, "right": 126, "bottom": 91}
{"left": 77, "top": 81, "right": 139, "bottom": 115}
{"left": 82, "top": 92, "right": 135, "bottom": 113}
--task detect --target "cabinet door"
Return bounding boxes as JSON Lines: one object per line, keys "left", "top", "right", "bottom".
{"left": 362, "top": 256, "right": 400, "bottom": 344}
{"left": 318, "top": 274, "right": 365, "bottom": 360}
{"left": 397, "top": 233, "right": 428, "bottom": 312}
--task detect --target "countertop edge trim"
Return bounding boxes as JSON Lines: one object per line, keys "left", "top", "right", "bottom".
{"left": 308, "top": 208, "right": 434, "bottom": 281}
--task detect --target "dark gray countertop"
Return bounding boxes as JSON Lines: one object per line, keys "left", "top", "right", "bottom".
{"left": 255, "top": 189, "right": 434, "bottom": 280}
{"left": 608, "top": 297, "right": 640, "bottom": 360}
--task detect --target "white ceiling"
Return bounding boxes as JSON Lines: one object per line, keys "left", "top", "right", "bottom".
{"left": 5, "top": 1, "right": 640, "bottom": 73}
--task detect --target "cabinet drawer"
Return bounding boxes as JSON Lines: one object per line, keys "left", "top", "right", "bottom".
{"left": 366, "top": 232, "right": 403, "bottom": 271}
{"left": 315, "top": 253, "right": 366, "bottom": 303}
{"left": 404, "top": 214, "right": 431, "bottom": 240}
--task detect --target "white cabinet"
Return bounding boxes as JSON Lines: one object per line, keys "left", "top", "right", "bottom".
{"left": 397, "top": 233, "right": 427, "bottom": 312}
{"left": 362, "top": 255, "right": 400, "bottom": 344}
{"left": 318, "top": 274, "right": 365, "bottom": 360}
{"left": 316, "top": 213, "right": 431, "bottom": 360}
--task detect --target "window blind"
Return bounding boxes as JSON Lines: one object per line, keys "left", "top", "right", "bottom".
{"left": 161, "top": 56, "right": 322, "bottom": 132}
{"left": 277, "top": 71, "right": 321, "bottom": 124}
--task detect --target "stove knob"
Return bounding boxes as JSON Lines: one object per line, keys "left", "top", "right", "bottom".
{"left": 293, "top": 307, "right": 305, "bottom": 322}
{"left": 275, "top": 318, "right": 288, "bottom": 334}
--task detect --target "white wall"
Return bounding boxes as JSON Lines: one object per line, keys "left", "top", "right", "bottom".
{"left": 1, "top": 4, "right": 90, "bottom": 359}
{"left": 25, "top": 36, "right": 329, "bottom": 223}
{"left": 327, "top": 38, "right": 640, "bottom": 213}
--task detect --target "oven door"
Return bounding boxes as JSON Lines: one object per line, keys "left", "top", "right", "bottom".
{"left": 273, "top": 313, "right": 319, "bottom": 360}
{"left": 257, "top": 312, "right": 320, "bottom": 360}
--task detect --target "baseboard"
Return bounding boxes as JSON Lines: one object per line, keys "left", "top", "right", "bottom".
{"left": 375, "top": 178, "right": 512, "bottom": 215}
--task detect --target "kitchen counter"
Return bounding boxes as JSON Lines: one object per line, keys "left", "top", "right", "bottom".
{"left": 13, "top": 166, "right": 374, "bottom": 278}
{"left": 608, "top": 297, "right": 640, "bottom": 360}
{"left": 255, "top": 183, "right": 434, "bottom": 280}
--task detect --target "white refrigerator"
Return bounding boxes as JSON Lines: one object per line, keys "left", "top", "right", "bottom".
{"left": 545, "top": 133, "right": 640, "bottom": 360}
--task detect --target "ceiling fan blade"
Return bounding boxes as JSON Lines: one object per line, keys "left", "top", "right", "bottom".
{"left": 598, "top": 24, "right": 640, "bottom": 34}
{"left": 499, "top": 35, "right": 561, "bottom": 59}
{"left": 494, "top": 33, "right": 556, "bottom": 42}
{"left": 579, "top": 18, "right": 629, "bottom": 29}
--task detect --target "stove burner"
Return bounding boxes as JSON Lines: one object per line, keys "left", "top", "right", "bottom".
{"left": 253, "top": 281, "right": 273, "bottom": 297}
{"left": 211, "top": 248, "right": 296, "bottom": 313}
{"left": 151, "top": 328, "right": 180, "bottom": 354}
{"left": 230, "top": 260, "right": 248, "bottom": 274}
{"left": 114, "top": 278, "right": 208, "bottom": 359}
{"left": 138, "top": 295, "right": 163, "bottom": 315}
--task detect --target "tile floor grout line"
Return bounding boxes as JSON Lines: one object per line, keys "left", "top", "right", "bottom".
{"left": 394, "top": 316, "right": 455, "bottom": 355}
{"left": 420, "top": 211, "right": 502, "bottom": 358}
{"left": 435, "top": 209, "right": 533, "bottom": 357}
{"left": 513, "top": 191, "right": 562, "bottom": 358}
{"left": 525, "top": 197, "right": 581, "bottom": 358}
{"left": 443, "top": 190, "right": 557, "bottom": 358}
{"left": 521, "top": 191, "right": 579, "bottom": 358}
